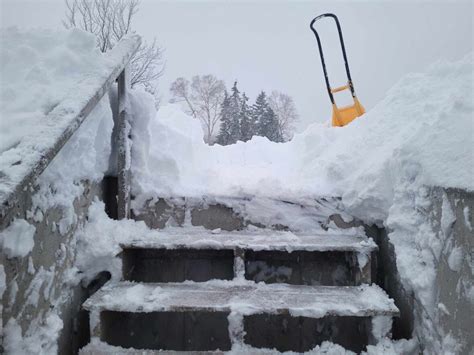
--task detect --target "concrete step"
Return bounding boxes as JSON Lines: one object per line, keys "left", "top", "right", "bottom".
{"left": 132, "top": 195, "right": 352, "bottom": 232}
{"left": 120, "top": 228, "right": 376, "bottom": 286}
{"left": 83, "top": 281, "right": 398, "bottom": 353}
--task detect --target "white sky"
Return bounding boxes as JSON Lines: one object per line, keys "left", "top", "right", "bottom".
{"left": 1, "top": 0, "right": 472, "bottom": 130}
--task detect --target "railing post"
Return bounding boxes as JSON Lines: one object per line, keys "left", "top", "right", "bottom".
{"left": 117, "top": 66, "right": 131, "bottom": 220}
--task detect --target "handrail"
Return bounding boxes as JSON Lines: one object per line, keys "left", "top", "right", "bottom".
{"left": 0, "top": 34, "right": 141, "bottom": 222}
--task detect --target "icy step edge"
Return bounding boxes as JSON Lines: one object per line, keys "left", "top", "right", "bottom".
{"left": 83, "top": 280, "right": 399, "bottom": 318}
{"left": 119, "top": 228, "right": 377, "bottom": 253}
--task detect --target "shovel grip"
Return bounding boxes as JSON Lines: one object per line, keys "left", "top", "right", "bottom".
{"left": 330, "top": 84, "right": 350, "bottom": 94}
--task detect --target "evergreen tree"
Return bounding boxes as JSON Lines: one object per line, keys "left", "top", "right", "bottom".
{"left": 251, "top": 91, "right": 268, "bottom": 137}
{"left": 216, "top": 91, "right": 232, "bottom": 145}
{"left": 228, "top": 81, "right": 241, "bottom": 143}
{"left": 253, "top": 91, "right": 283, "bottom": 142}
{"left": 239, "top": 92, "right": 253, "bottom": 142}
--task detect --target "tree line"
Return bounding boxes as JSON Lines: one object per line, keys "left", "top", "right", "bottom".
{"left": 170, "top": 75, "right": 298, "bottom": 145}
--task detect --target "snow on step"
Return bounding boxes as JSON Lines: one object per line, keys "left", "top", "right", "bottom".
{"left": 80, "top": 338, "right": 342, "bottom": 354}
{"left": 83, "top": 281, "right": 398, "bottom": 318}
{"left": 81, "top": 338, "right": 222, "bottom": 354}
{"left": 120, "top": 227, "right": 377, "bottom": 254}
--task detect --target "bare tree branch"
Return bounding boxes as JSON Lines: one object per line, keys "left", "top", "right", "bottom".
{"left": 170, "top": 75, "right": 225, "bottom": 144}
{"left": 63, "top": 0, "right": 164, "bottom": 106}
{"left": 268, "top": 91, "right": 299, "bottom": 142}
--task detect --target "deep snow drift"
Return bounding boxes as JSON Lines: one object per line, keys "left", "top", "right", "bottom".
{"left": 134, "top": 53, "right": 473, "bottom": 223}
{"left": 0, "top": 27, "right": 110, "bottom": 155}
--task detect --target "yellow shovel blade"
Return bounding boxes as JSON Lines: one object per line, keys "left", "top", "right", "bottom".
{"left": 331, "top": 98, "right": 365, "bottom": 127}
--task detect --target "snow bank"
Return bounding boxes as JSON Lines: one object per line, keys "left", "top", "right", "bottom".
{"left": 0, "top": 27, "right": 106, "bottom": 155}
{"left": 0, "top": 27, "right": 114, "bottom": 233}
{"left": 0, "top": 27, "right": 136, "bottom": 206}
{"left": 135, "top": 54, "right": 473, "bottom": 222}
{"left": 3, "top": 314, "right": 63, "bottom": 355}
{"left": 30, "top": 95, "right": 113, "bottom": 234}
{"left": 128, "top": 88, "right": 157, "bottom": 202}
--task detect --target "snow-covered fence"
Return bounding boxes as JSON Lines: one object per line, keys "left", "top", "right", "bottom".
{"left": 0, "top": 34, "right": 141, "bottom": 225}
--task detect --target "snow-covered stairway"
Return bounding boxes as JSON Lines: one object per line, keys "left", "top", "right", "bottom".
{"left": 80, "top": 227, "right": 399, "bottom": 353}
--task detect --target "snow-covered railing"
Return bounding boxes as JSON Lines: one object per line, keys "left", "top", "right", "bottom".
{"left": 0, "top": 34, "right": 141, "bottom": 222}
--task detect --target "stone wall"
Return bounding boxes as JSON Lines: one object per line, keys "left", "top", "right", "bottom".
{"left": 0, "top": 180, "right": 103, "bottom": 354}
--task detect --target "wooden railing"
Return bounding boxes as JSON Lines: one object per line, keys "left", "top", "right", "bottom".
{"left": 0, "top": 34, "right": 141, "bottom": 223}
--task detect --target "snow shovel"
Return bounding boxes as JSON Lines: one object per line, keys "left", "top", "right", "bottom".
{"left": 310, "top": 13, "right": 365, "bottom": 127}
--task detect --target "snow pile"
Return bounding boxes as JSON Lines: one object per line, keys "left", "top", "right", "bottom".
{"left": 0, "top": 27, "right": 139, "bottom": 205}
{"left": 74, "top": 200, "right": 162, "bottom": 283}
{"left": 0, "top": 27, "right": 107, "bottom": 155}
{"left": 0, "top": 219, "right": 35, "bottom": 258}
{"left": 3, "top": 314, "right": 63, "bottom": 355}
{"left": 128, "top": 88, "right": 157, "bottom": 200}
{"left": 134, "top": 54, "right": 473, "bottom": 221}
{"left": 30, "top": 96, "right": 113, "bottom": 234}
{"left": 133, "top": 103, "right": 296, "bottom": 204}
{"left": 364, "top": 338, "right": 418, "bottom": 355}
{"left": 0, "top": 27, "right": 114, "bottom": 232}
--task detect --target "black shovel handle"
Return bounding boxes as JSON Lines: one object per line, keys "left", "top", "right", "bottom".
{"left": 310, "top": 13, "right": 356, "bottom": 104}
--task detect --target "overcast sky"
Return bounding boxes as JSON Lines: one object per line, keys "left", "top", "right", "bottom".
{"left": 1, "top": 0, "right": 472, "bottom": 129}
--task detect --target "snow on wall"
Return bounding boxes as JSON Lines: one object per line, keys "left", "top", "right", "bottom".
{"left": 416, "top": 188, "right": 473, "bottom": 354}
{"left": 0, "top": 97, "right": 113, "bottom": 353}
{"left": 0, "top": 28, "right": 115, "bottom": 354}
{"left": 0, "top": 219, "right": 35, "bottom": 258}
{"left": 128, "top": 88, "right": 156, "bottom": 202}
{"left": 3, "top": 314, "right": 63, "bottom": 355}
{"left": 29, "top": 95, "right": 113, "bottom": 234}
